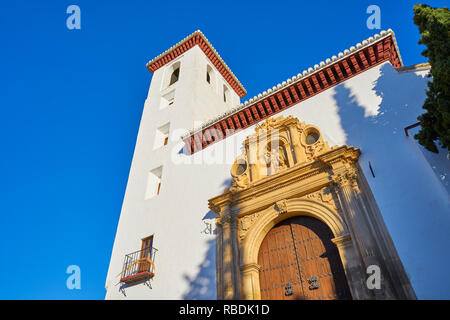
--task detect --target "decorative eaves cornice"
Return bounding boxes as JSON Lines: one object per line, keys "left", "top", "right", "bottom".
{"left": 146, "top": 30, "right": 247, "bottom": 98}
{"left": 182, "top": 29, "right": 403, "bottom": 154}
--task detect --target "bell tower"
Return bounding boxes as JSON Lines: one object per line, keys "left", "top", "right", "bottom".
{"left": 144, "top": 31, "right": 245, "bottom": 131}
{"left": 105, "top": 30, "right": 246, "bottom": 299}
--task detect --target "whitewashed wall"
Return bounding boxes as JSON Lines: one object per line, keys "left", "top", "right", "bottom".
{"left": 105, "top": 46, "right": 240, "bottom": 300}
{"left": 106, "top": 55, "right": 449, "bottom": 300}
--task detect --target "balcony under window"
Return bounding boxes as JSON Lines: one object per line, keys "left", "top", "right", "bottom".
{"left": 119, "top": 246, "right": 158, "bottom": 284}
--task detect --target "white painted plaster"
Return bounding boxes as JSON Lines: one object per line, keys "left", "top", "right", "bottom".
{"left": 106, "top": 47, "right": 449, "bottom": 300}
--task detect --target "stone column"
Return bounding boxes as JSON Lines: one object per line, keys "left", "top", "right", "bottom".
{"left": 247, "top": 134, "right": 260, "bottom": 182}
{"left": 220, "top": 207, "right": 239, "bottom": 300}
{"left": 283, "top": 145, "right": 295, "bottom": 168}
{"left": 229, "top": 211, "right": 240, "bottom": 299}
{"left": 240, "top": 263, "right": 261, "bottom": 300}
{"left": 215, "top": 218, "right": 224, "bottom": 300}
{"left": 332, "top": 234, "right": 371, "bottom": 300}
{"left": 330, "top": 168, "right": 381, "bottom": 299}
{"left": 288, "top": 125, "right": 305, "bottom": 164}
{"left": 347, "top": 172, "right": 397, "bottom": 299}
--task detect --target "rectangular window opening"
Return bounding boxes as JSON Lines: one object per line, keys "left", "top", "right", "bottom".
{"left": 145, "top": 166, "right": 163, "bottom": 199}
{"left": 153, "top": 123, "right": 170, "bottom": 150}
{"left": 160, "top": 91, "right": 175, "bottom": 109}
{"left": 169, "top": 67, "right": 179, "bottom": 86}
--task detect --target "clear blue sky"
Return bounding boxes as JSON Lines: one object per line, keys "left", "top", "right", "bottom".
{"left": 0, "top": 0, "right": 443, "bottom": 299}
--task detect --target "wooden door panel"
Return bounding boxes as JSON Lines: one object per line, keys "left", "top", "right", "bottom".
{"left": 292, "top": 218, "right": 330, "bottom": 299}
{"left": 258, "top": 221, "right": 305, "bottom": 300}
{"left": 291, "top": 216, "right": 351, "bottom": 300}
{"left": 258, "top": 216, "right": 351, "bottom": 300}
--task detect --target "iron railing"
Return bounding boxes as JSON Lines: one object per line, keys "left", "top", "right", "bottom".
{"left": 119, "top": 247, "right": 158, "bottom": 283}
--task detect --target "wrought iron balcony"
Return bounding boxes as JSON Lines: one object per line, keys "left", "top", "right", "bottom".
{"left": 119, "top": 247, "right": 158, "bottom": 284}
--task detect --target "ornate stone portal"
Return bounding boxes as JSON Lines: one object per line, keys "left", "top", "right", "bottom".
{"left": 209, "top": 115, "right": 416, "bottom": 300}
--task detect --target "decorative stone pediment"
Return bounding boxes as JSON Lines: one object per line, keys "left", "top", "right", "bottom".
{"left": 209, "top": 115, "right": 416, "bottom": 301}
{"left": 230, "top": 115, "right": 332, "bottom": 192}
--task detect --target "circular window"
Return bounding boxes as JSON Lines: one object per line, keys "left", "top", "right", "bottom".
{"left": 305, "top": 132, "right": 319, "bottom": 145}
{"left": 236, "top": 161, "right": 247, "bottom": 175}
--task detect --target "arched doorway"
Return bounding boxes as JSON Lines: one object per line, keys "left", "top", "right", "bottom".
{"left": 211, "top": 116, "right": 416, "bottom": 300}
{"left": 258, "top": 216, "right": 351, "bottom": 300}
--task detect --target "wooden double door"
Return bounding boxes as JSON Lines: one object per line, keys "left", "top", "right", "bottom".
{"left": 258, "top": 216, "right": 352, "bottom": 300}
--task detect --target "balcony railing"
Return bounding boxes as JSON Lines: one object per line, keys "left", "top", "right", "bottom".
{"left": 119, "top": 247, "right": 158, "bottom": 284}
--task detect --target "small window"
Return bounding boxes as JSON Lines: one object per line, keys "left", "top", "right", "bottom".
{"left": 169, "top": 67, "right": 179, "bottom": 86}
{"left": 163, "top": 61, "right": 181, "bottom": 90}
{"left": 233, "top": 159, "right": 247, "bottom": 176}
{"left": 206, "top": 65, "right": 217, "bottom": 93}
{"left": 223, "top": 85, "right": 230, "bottom": 104}
{"left": 153, "top": 123, "right": 170, "bottom": 149}
{"left": 145, "top": 166, "right": 163, "bottom": 199}
{"left": 160, "top": 91, "right": 175, "bottom": 109}
{"left": 305, "top": 131, "right": 320, "bottom": 145}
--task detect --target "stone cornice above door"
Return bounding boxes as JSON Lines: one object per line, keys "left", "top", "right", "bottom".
{"left": 208, "top": 116, "right": 361, "bottom": 218}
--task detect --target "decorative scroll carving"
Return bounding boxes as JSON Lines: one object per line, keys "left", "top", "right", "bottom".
{"left": 209, "top": 203, "right": 221, "bottom": 214}
{"left": 230, "top": 172, "right": 250, "bottom": 192}
{"left": 275, "top": 199, "right": 288, "bottom": 215}
{"left": 238, "top": 212, "right": 262, "bottom": 241}
{"left": 254, "top": 116, "right": 281, "bottom": 133}
{"left": 330, "top": 168, "right": 360, "bottom": 192}
{"left": 303, "top": 187, "right": 337, "bottom": 210}
{"left": 304, "top": 140, "right": 326, "bottom": 162}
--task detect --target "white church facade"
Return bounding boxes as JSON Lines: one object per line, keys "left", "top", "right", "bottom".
{"left": 105, "top": 30, "right": 449, "bottom": 300}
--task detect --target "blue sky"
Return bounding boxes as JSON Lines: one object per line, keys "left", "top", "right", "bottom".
{"left": 0, "top": 0, "right": 443, "bottom": 299}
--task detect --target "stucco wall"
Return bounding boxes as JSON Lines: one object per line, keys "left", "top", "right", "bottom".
{"left": 106, "top": 57, "right": 449, "bottom": 299}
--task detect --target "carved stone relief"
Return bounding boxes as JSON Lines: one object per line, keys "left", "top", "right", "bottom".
{"left": 229, "top": 115, "right": 332, "bottom": 192}
{"left": 210, "top": 115, "right": 416, "bottom": 300}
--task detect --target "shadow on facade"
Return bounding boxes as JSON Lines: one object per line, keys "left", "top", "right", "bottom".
{"left": 118, "top": 279, "right": 153, "bottom": 297}
{"left": 182, "top": 238, "right": 217, "bottom": 299}
{"left": 333, "top": 63, "right": 434, "bottom": 199}
{"left": 334, "top": 63, "right": 428, "bottom": 160}
{"left": 333, "top": 63, "right": 450, "bottom": 298}
{"left": 180, "top": 64, "right": 444, "bottom": 300}
{"left": 182, "top": 177, "right": 232, "bottom": 299}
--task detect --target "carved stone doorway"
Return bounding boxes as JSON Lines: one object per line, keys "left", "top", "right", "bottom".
{"left": 209, "top": 115, "right": 416, "bottom": 300}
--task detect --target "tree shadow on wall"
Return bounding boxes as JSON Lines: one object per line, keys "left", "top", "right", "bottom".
{"left": 182, "top": 178, "right": 231, "bottom": 300}
{"left": 333, "top": 63, "right": 429, "bottom": 182}
{"left": 334, "top": 63, "right": 428, "bottom": 154}
{"left": 182, "top": 238, "right": 217, "bottom": 299}
{"left": 332, "top": 63, "right": 450, "bottom": 298}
